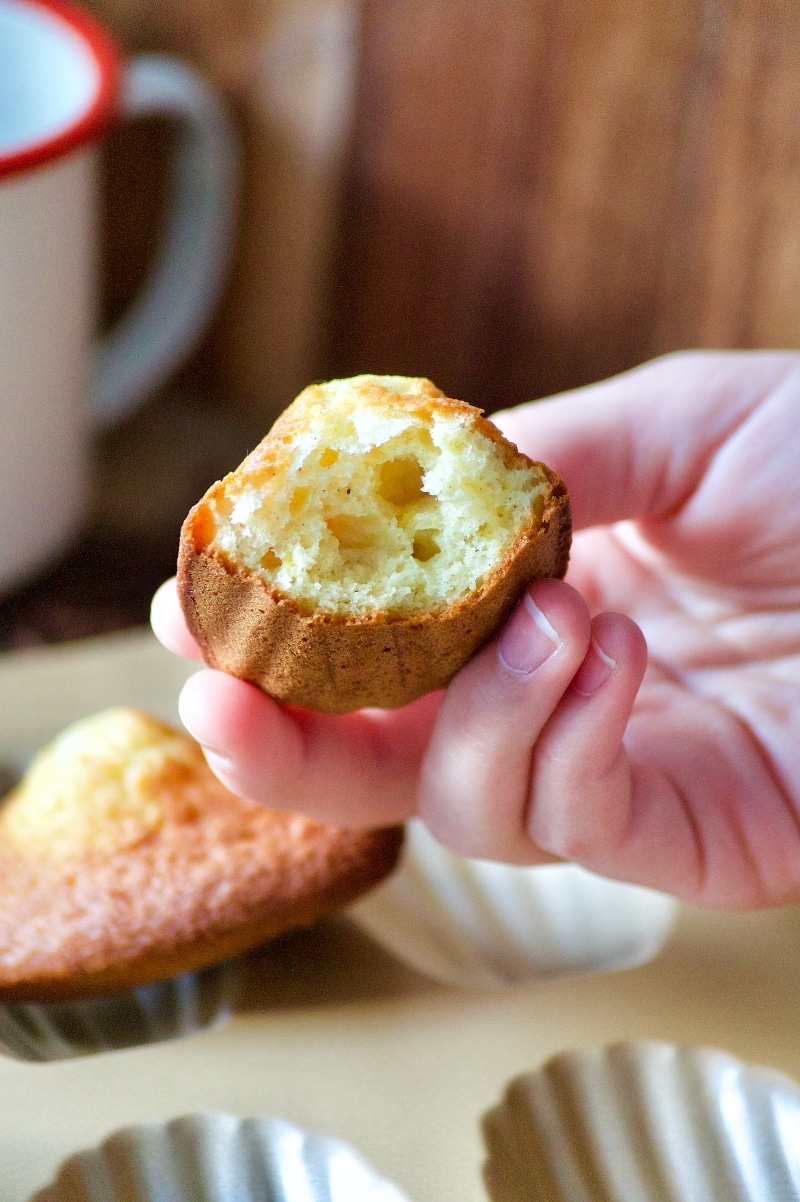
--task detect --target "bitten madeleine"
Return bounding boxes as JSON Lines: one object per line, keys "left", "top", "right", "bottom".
{"left": 0, "top": 708, "right": 403, "bottom": 1001}
{"left": 178, "top": 374, "right": 571, "bottom": 713}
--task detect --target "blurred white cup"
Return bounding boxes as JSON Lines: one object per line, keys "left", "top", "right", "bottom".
{"left": 0, "top": 0, "right": 238, "bottom": 594}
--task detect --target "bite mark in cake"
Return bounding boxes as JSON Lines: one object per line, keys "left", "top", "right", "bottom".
{"left": 178, "top": 375, "right": 571, "bottom": 713}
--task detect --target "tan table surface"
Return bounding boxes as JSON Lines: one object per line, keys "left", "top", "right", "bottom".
{"left": 1, "top": 630, "right": 799, "bottom": 1201}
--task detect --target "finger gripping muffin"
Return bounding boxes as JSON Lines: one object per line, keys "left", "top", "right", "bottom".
{"left": 0, "top": 708, "right": 403, "bottom": 1002}
{"left": 178, "top": 375, "right": 571, "bottom": 713}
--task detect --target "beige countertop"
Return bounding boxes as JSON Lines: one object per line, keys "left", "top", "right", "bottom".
{"left": 1, "top": 630, "right": 799, "bottom": 1201}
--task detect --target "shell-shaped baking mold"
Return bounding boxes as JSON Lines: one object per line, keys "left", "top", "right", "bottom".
{"left": 348, "top": 821, "right": 677, "bottom": 988}
{"left": 0, "top": 959, "right": 241, "bottom": 1061}
{"left": 482, "top": 1041, "right": 800, "bottom": 1201}
{"left": 29, "top": 1113, "right": 411, "bottom": 1202}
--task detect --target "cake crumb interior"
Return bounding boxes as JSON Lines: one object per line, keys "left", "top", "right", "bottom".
{"left": 207, "top": 378, "right": 550, "bottom": 615}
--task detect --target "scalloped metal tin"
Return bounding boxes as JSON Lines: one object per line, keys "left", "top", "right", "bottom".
{"left": 0, "top": 959, "right": 241, "bottom": 1061}
{"left": 29, "top": 1112, "right": 411, "bottom": 1202}
{"left": 348, "top": 821, "right": 677, "bottom": 989}
{"left": 482, "top": 1041, "right": 800, "bottom": 1201}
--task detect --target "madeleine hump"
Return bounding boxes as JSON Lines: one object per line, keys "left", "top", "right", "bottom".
{"left": 178, "top": 375, "right": 571, "bottom": 713}
{"left": 0, "top": 708, "right": 402, "bottom": 1002}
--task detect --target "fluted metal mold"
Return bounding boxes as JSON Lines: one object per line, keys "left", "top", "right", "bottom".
{"left": 29, "top": 1113, "right": 411, "bottom": 1202}
{"left": 482, "top": 1041, "right": 800, "bottom": 1201}
{"left": 348, "top": 822, "right": 677, "bottom": 989}
{"left": 0, "top": 959, "right": 241, "bottom": 1061}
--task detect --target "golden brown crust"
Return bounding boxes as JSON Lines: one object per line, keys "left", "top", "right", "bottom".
{"left": 0, "top": 714, "right": 403, "bottom": 1002}
{"left": 178, "top": 477, "right": 570, "bottom": 713}
{"left": 177, "top": 376, "right": 572, "bottom": 714}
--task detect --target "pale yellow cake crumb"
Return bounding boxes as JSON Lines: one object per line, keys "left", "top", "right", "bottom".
{"left": 203, "top": 375, "right": 550, "bottom": 616}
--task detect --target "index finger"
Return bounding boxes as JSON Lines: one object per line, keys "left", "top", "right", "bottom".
{"left": 150, "top": 577, "right": 205, "bottom": 662}
{"left": 493, "top": 351, "right": 798, "bottom": 532}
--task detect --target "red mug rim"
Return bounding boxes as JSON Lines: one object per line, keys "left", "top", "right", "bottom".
{"left": 0, "top": 0, "right": 120, "bottom": 180}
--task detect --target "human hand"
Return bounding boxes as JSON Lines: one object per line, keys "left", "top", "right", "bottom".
{"left": 152, "top": 351, "right": 800, "bottom": 908}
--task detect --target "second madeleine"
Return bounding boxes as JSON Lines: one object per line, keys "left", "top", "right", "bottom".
{"left": 178, "top": 375, "right": 571, "bottom": 713}
{"left": 0, "top": 707, "right": 403, "bottom": 1005}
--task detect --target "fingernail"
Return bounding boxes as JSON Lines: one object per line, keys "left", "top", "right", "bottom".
{"left": 203, "top": 748, "right": 236, "bottom": 776}
{"left": 498, "top": 592, "right": 560, "bottom": 675}
{"left": 571, "top": 636, "right": 616, "bottom": 696}
{"left": 178, "top": 687, "right": 227, "bottom": 757}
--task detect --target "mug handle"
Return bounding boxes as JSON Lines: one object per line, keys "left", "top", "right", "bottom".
{"left": 92, "top": 55, "right": 238, "bottom": 428}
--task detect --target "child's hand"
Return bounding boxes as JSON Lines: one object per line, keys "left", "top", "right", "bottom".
{"left": 152, "top": 351, "right": 800, "bottom": 908}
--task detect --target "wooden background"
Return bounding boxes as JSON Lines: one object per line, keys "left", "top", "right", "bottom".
{"left": 5, "top": 0, "right": 800, "bottom": 643}
{"left": 90, "top": 0, "right": 800, "bottom": 421}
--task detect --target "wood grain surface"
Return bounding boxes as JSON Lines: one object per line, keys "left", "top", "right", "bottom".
{"left": 89, "top": 0, "right": 358, "bottom": 422}
{"left": 88, "top": 0, "right": 800, "bottom": 419}
{"left": 325, "top": 0, "right": 800, "bottom": 410}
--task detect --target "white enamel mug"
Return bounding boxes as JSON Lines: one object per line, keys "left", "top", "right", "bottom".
{"left": 0, "top": 0, "right": 237, "bottom": 594}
